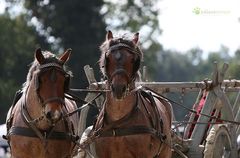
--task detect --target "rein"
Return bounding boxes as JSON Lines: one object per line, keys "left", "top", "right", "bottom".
{"left": 63, "top": 92, "right": 103, "bottom": 118}
{"left": 143, "top": 86, "right": 240, "bottom": 126}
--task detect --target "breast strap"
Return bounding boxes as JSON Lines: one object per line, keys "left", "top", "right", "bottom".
{"left": 8, "top": 126, "right": 78, "bottom": 141}
{"left": 96, "top": 125, "right": 166, "bottom": 141}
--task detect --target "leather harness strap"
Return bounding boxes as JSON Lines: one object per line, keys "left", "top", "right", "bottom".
{"left": 90, "top": 89, "right": 167, "bottom": 141}
{"left": 20, "top": 93, "right": 47, "bottom": 141}
{"left": 96, "top": 125, "right": 166, "bottom": 141}
{"left": 140, "top": 89, "right": 165, "bottom": 135}
{"left": 8, "top": 126, "right": 78, "bottom": 141}
{"left": 6, "top": 92, "right": 78, "bottom": 143}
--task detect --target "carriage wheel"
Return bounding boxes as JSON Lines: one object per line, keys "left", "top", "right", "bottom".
{"left": 203, "top": 124, "right": 232, "bottom": 158}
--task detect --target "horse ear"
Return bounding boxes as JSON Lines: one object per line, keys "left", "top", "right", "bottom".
{"left": 132, "top": 32, "right": 139, "bottom": 45}
{"left": 35, "top": 48, "right": 45, "bottom": 64}
{"left": 106, "top": 30, "right": 113, "bottom": 41}
{"left": 59, "top": 48, "right": 72, "bottom": 64}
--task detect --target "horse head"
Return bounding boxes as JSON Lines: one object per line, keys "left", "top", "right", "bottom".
{"left": 100, "top": 31, "right": 143, "bottom": 100}
{"left": 34, "top": 48, "right": 71, "bottom": 124}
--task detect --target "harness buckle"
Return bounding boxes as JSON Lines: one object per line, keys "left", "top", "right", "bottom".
{"left": 157, "top": 132, "right": 166, "bottom": 142}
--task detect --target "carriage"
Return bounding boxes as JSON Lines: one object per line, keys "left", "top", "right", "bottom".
{"left": 75, "top": 62, "right": 240, "bottom": 158}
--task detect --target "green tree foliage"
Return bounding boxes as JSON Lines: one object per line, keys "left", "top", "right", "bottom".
{"left": 0, "top": 13, "right": 48, "bottom": 123}
{"left": 102, "top": 0, "right": 161, "bottom": 79}
{"left": 157, "top": 50, "right": 197, "bottom": 81}
{"left": 227, "top": 50, "right": 240, "bottom": 79}
{"left": 22, "top": 0, "right": 107, "bottom": 88}
{"left": 103, "top": 0, "right": 159, "bottom": 32}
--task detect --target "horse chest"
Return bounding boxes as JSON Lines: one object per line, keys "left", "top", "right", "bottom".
{"left": 10, "top": 136, "right": 73, "bottom": 158}
{"left": 95, "top": 135, "right": 157, "bottom": 158}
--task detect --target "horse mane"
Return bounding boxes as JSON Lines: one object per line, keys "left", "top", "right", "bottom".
{"left": 99, "top": 33, "right": 143, "bottom": 81}
{"left": 22, "top": 51, "right": 71, "bottom": 92}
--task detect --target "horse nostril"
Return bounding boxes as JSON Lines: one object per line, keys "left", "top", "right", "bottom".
{"left": 45, "top": 110, "right": 61, "bottom": 122}
{"left": 46, "top": 111, "right": 51, "bottom": 119}
{"left": 111, "top": 84, "right": 127, "bottom": 93}
{"left": 111, "top": 84, "right": 128, "bottom": 99}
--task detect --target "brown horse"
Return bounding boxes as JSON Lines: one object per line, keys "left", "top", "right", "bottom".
{"left": 5, "top": 48, "right": 79, "bottom": 158}
{"left": 82, "top": 31, "right": 172, "bottom": 158}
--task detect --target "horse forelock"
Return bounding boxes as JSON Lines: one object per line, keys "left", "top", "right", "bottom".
{"left": 22, "top": 51, "right": 71, "bottom": 92}
{"left": 99, "top": 33, "right": 143, "bottom": 76}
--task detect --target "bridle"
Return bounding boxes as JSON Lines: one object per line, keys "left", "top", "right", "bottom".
{"left": 22, "top": 61, "right": 70, "bottom": 128}
{"left": 21, "top": 61, "right": 70, "bottom": 132}
{"left": 103, "top": 41, "right": 141, "bottom": 93}
{"left": 34, "top": 62, "right": 70, "bottom": 110}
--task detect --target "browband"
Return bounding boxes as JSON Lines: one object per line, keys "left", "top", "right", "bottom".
{"left": 39, "top": 63, "right": 63, "bottom": 69}
{"left": 108, "top": 43, "right": 140, "bottom": 55}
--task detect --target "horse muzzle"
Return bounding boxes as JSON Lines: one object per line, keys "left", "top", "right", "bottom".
{"left": 111, "top": 84, "right": 128, "bottom": 100}
{"left": 44, "top": 105, "right": 62, "bottom": 124}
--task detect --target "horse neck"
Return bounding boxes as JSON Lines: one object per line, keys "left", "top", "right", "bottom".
{"left": 25, "top": 83, "right": 42, "bottom": 117}
{"left": 105, "top": 91, "right": 137, "bottom": 122}
{"left": 24, "top": 82, "right": 49, "bottom": 129}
